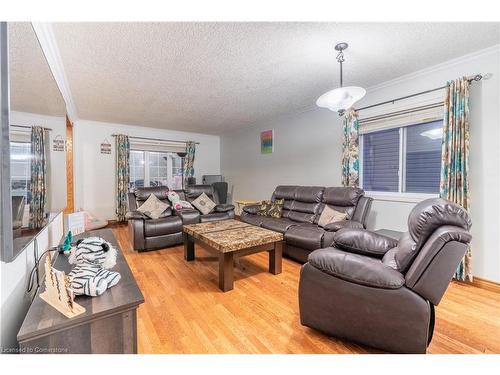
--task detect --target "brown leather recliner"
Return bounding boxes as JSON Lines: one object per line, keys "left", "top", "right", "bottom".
{"left": 298, "top": 198, "right": 472, "bottom": 353}
{"left": 175, "top": 184, "right": 235, "bottom": 224}
{"left": 241, "top": 185, "right": 372, "bottom": 263}
{"left": 126, "top": 186, "right": 183, "bottom": 251}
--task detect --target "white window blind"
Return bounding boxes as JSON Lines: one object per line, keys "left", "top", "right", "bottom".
{"left": 359, "top": 89, "right": 445, "bottom": 134}
{"left": 129, "top": 139, "right": 187, "bottom": 153}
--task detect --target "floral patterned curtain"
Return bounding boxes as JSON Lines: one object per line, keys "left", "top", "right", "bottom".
{"left": 341, "top": 110, "right": 360, "bottom": 187}
{"left": 183, "top": 141, "right": 196, "bottom": 188}
{"left": 440, "top": 77, "right": 472, "bottom": 281}
{"left": 29, "top": 126, "right": 49, "bottom": 228}
{"left": 115, "top": 134, "right": 130, "bottom": 222}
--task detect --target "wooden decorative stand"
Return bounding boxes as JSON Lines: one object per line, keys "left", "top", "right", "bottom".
{"left": 39, "top": 253, "right": 85, "bottom": 318}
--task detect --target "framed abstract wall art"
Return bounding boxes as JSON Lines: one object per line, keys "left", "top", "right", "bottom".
{"left": 261, "top": 129, "right": 274, "bottom": 154}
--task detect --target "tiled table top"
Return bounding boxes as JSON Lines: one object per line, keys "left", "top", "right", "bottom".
{"left": 184, "top": 219, "right": 283, "bottom": 253}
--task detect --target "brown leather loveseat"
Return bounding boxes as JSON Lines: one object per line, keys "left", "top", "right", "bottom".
{"left": 241, "top": 185, "right": 372, "bottom": 262}
{"left": 126, "top": 185, "right": 236, "bottom": 251}
{"left": 298, "top": 198, "right": 472, "bottom": 353}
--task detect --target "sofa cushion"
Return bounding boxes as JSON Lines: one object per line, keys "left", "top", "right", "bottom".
{"left": 199, "top": 212, "right": 232, "bottom": 223}
{"left": 241, "top": 212, "right": 265, "bottom": 226}
{"left": 318, "top": 205, "right": 348, "bottom": 227}
{"left": 260, "top": 217, "right": 298, "bottom": 233}
{"left": 214, "top": 204, "right": 235, "bottom": 213}
{"left": 242, "top": 204, "right": 260, "bottom": 215}
{"left": 308, "top": 248, "right": 405, "bottom": 289}
{"left": 321, "top": 187, "right": 364, "bottom": 219}
{"left": 294, "top": 186, "right": 325, "bottom": 203}
{"left": 322, "top": 230, "right": 336, "bottom": 248}
{"left": 333, "top": 228, "right": 398, "bottom": 258}
{"left": 285, "top": 224, "right": 324, "bottom": 250}
{"left": 192, "top": 192, "right": 217, "bottom": 215}
{"left": 407, "top": 198, "right": 472, "bottom": 251}
{"left": 288, "top": 210, "right": 316, "bottom": 224}
{"left": 144, "top": 216, "right": 182, "bottom": 237}
{"left": 323, "top": 220, "right": 364, "bottom": 232}
{"left": 185, "top": 185, "right": 217, "bottom": 202}
{"left": 134, "top": 186, "right": 170, "bottom": 201}
{"left": 137, "top": 194, "right": 170, "bottom": 219}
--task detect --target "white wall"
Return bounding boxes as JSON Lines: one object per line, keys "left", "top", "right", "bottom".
{"left": 73, "top": 120, "right": 221, "bottom": 220}
{"left": 10, "top": 111, "right": 67, "bottom": 212}
{"left": 221, "top": 45, "right": 500, "bottom": 282}
{"left": 221, "top": 108, "right": 343, "bottom": 203}
{"left": 0, "top": 212, "right": 63, "bottom": 351}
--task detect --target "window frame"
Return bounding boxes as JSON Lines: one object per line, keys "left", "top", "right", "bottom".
{"left": 360, "top": 120, "right": 441, "bottom": 203}
{"left": 10, "top": 140, "right": 31, "bottom": 206}
{"left": 129, "top": 149, "right": 184, "bottom": 191}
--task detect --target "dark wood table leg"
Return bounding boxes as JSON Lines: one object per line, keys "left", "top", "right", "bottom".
{"left": 269, "top": 241, "right": 283, "bottom": 275}
{"left": 219, "top": 252, "right": 234, "bottom": 292}
{"left": 183, "top": 233, "right": 195, "bottom": 261}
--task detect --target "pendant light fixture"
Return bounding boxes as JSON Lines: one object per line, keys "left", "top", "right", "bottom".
{"left": 316, "top": 42, "right": 366, "bottom": 115}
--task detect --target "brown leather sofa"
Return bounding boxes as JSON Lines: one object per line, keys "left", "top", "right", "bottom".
{"left": 298, "top": 198, "right": 472, "bottom": 353}
{"left": 126, "top": 187, "right": 184, "bottom": 251}
{"left": 175, "top": 185, "right": 235, "bottom": 224}
{"left": 126, "top": 185, "right": 235, "bottom": 251}
{"left": 240, "top": 185, "right": 372, "bottom": 262}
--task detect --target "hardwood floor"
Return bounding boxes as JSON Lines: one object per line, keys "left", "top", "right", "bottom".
{"left": 112, "top": 224, "right": 500, "bottom": 354}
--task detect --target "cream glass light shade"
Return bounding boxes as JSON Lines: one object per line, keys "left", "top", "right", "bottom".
{"left": 316, "top": 86, "right": 366, "bottom": 113}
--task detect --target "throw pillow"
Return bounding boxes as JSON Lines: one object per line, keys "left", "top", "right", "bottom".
{"left": 191, "top": 192, "right": 216, "bottom": 215}
{"left": 267, "top": 199, "right": 284, "bottom": 218}
{"left": 167, "top": 190, "right": 194, "bottom": 210}
{"left": 137, "top": 194, "right": 169, "bottom": 220}
{"left": 257, "top": 199, "right": 284, "bottom": 218}
{"left": 318, "top": 205, "right": 348, "bottom": 228}
{"left": 257, "top": 200, "right": 273, "bottom": 216}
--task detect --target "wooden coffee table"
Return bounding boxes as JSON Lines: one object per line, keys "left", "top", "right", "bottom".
{"left": 183, "top": 219, "right": 284, "bottom": 292}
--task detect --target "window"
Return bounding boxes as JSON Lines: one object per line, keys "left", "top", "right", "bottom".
{"left": 129, "top": 150, "right": 184, "bottom": 191}
{"left": 10, "top": 142, "right": 31, "bottom": 204}
{"left": 360, "top": 120, "right": 442, "bottom": 195}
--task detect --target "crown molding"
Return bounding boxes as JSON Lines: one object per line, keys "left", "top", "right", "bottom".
{"left": 367, "top": 44, "right": 500, "bottom": 93}
{"left": 31, "top": 22, "right": 78, "bottom": 122}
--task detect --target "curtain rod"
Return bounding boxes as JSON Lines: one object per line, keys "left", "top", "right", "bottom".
{"left": 354, "top": 74, "right": 484, "bottom": 113}
{"left": 111, "top": 134, "right": 200, "bottom": 145}
{"left": 10, "top": 124, "right": 53, "bottom": 131}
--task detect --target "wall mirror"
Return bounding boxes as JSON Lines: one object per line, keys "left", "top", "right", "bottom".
{"left": 1, "top": 22, "right": 67, "bottom": 262}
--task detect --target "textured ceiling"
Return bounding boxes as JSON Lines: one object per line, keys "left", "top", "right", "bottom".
{"left": 52, "top": 22, "right": 499, "bottom": 134}
{"left": 8, "top": 22, "right": 66, "bottom": 117}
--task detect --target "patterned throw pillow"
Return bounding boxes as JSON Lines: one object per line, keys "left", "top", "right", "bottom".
{"left": 257, "top": 200, "right": 273, "bottom": 216}
{"left": 257, "top": 199, "right": 284, "bottom": 218}
{"left": 318, "top": 205, "right": 347, "bottom": 228}
{"left": 191, "top": 192, "right": 217, "bottom": 215}
{"left": 137, "top": 194, "right": 169, "bottom": 220}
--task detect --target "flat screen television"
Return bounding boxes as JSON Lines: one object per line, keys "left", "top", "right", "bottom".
{"left": 0, "top": 22, "right": 67, "bottom": 262}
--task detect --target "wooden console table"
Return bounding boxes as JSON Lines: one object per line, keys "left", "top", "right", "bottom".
{"left": 17, "top": 228, "right": 144, "bottom": 354}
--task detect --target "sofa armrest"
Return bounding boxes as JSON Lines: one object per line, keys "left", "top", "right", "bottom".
{"left": 174, "top": 208, "right": 200, "bottom": 225}
{"left": 323, "top": 220, "right": 364, "bottom": 232}
{"left": 125, "top": 210, "right": 147, "bottom": 220}
{"left": 308, "top": 248, "right": 405, "bottom": 289}
{"left": 214, "top": 204, "right": 235, "bottom": 213}
{"left": 242, "top": 204, "right": 260, "bottom": 215}
{"left": 333, "top": 228, "right": 398, "bottom": 258}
